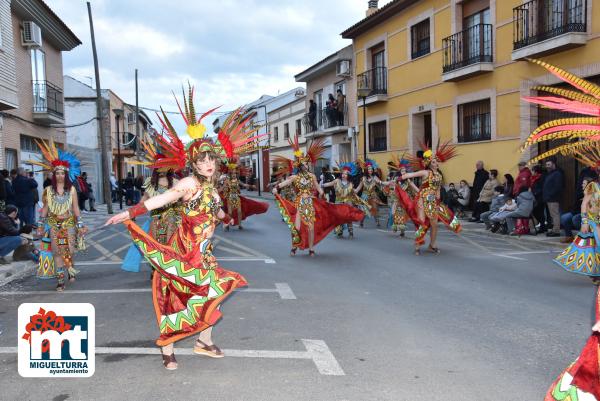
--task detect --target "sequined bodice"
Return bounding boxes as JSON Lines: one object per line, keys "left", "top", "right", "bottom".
{"left": 587, "top": 182, "right": 600, "bottom": 221}
{"left": 335, "top": 180, "right": 353, "bottom": 202}
{"left": 293, "top": 172, "right": 314, "bottom": 197}
{"left": 363, "top": 177, "right": 377, "bottom": 195}
{"left": 228, "top": 178, "right": 241, "bottom": 196}
{"left": 420, "top": 170, "right": 442, "bottom": 202}
{"left": 183, "top": 183, "right": 222, "bottom": 236}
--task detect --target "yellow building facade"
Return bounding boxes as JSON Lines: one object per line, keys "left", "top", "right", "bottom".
{"left": 343, "top": 0, "right": 600, "bottom": 192}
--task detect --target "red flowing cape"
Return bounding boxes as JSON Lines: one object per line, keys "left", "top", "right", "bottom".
{"left": 221, "top": 195, "right": 269, "bottom": 225}
{"left": 394, "top": 185, "right": 425, "bottom": 227}
{"left": 545, "top": 288, "right": 600, "bottom": 400}
{"left": 275, "top": 195, "right": 364, "bottom": 249}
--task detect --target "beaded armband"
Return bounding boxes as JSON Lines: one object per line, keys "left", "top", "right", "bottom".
{"left": 128, "top": 202, "right": 148, "bottom": 219}
{"left": 221, "top": 214, "right": 232, "bottom": 225}
{"left": 582, "top": 217, "right": 590, "bottom": 225}
{"left": 76, "top": 217, "right": 84, "bottom": 229}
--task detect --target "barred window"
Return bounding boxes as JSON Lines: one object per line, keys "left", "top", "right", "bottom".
{"left": 368, "top": 121, "right": 387, "bottom": 152}
{"left": 284, "top": 123, "right": 289, "bottom": 139}
{"left": 411, "top": 19, "right": 430, "bottom": 59}
{"left": 458, "top": 99, "right": 491, "bottom": 143}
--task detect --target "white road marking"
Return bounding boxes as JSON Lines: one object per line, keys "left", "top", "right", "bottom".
{"left": 93, "top": 232, "right": 123, "bottom": 244}
{"left": 0, "top": 339, "right": 344, "bottom": 376}
{"left": 214, "top": 235, "right": 271, "bottom": 258}
{"left": 74, "top": 257, "right": 276, "bottom": 266}
{"left": 491, "top": 254, "right": 528, "bottom": 261}
{"left": 86, "top": 239, "right": 120, "bottom": 262}
{"left": 0, "top": 283, "right": 295, "bottom": 299}
{"left": 275, "top": 283, "right": 296, "bottom": 300}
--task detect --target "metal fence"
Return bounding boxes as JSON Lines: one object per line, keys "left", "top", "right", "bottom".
{"left": 443, "top": 24, "right": 493, "bottom": 73}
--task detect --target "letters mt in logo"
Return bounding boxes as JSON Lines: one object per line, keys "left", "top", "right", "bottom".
{"left": 22, "top": 307, "right": 87, "bottom": 360}
{"left": 18, "top": 303, "right": 95, "bottom": 378}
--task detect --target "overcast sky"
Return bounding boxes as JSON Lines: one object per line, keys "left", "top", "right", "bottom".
{"left": 47, "top": 0, "right": 393, "bottom": 129}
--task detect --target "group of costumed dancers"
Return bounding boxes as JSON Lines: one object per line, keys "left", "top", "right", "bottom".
{"left": 31, "top": 59, "right": 600, "bottom": 388}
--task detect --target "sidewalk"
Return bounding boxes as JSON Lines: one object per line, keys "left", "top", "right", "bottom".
{"left": 241, "top": 190, "right": 563, "bottom": 247}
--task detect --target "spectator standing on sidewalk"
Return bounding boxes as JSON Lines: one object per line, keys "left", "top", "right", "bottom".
{"left": 308, "top": 100, "right": 317, "bottom": 132}
{"left": 543, "top": 158, "right": 564, "bottom": 237}
{"left": 513, "top": 162, "right": 532, "bottom": 196}
{"left": 134, "top": 175, "right": 144, "bottom": 205}
{"left": 1, "top": 170, "right": 14, "bottom": 206}
{"left": 530, "top": 164, "right": 546, "bottom": 232}
{"left": 109, "top": 172, "right": 118, "bottom": 202}
{"left": 75, "top": 174, "right": 89, "bottom": 212}
{"left": 43, "top": 174, "right": 52, "bottom": 188}
{"left": 471, "top": 161, "right": 488, "bottom": 211}
{"left": 82, "top": 173, "right": 96, "bottom": 212}
{"left": 123, "top": 172, "right": 135, "bottom": 205}
{"left": 470, "top": 169, "right": 499, "bottom": 222}
{"left": 0, "top": 205, "right": 30, "bottom": 264}
{"left": 12, "top": 168, "right": 37, "bottom": 226}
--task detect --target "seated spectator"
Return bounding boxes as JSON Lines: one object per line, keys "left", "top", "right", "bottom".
{"left": 457, "top": 180, "right": 471, "bottom": 218}
{"left": 489, "top": 196, "right": 518, "bottom": 233}
{"left": 0, "top": 205, "right": 30, "bottom": 264}
{"left": 503, "top": 173, "right": 515, "bottom": 197}
{"left": 560, "top": 176, "right": 594, "bottom": 243}
{"left": 481, "top": 186, "right": 505, "bottom": 229}
{"left": 445, "top": 183, "right": 460, "bottom": 211}
{"left": 505, "top": 187, "right": 535, "bottom": 235}
{"left": 470, "top": 169, "right": 500, "bottom": 222}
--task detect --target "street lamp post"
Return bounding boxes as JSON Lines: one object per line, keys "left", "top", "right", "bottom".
{"left": 113, "top": 108, "right": 124, "bottom": 210}
{"left": 357, "top": 85, "right": 371, "bottom": 162}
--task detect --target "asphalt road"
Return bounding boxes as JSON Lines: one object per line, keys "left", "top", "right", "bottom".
{"left": 0, "top": 199, "right": 595, "bottom": 401}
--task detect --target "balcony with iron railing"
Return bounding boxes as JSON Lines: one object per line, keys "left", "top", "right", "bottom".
{"left": 32, "top": 80, "right": 64, "bottom": 123}
{"left": 442, "top": 24, "right": 493, "bottom": 81}
{"left": 356, "top": 67, "right": 387, "bottom": 105}
{"left": 512, "top": 0, "right": 587, "bottom": 60}
{"left": 302, "top": 104, "right": 349, "bottom": 136}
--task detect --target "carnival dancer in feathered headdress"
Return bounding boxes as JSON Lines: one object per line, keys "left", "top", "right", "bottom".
{"left": 384, "top": 154, "right": 419, "bottom": 237}
{"left": 121, "top": 131, "right": 185, "bottom": 273}
{"left": 272, "top": 135, "right": 364, "bottom": 256}
{"left": 27, "top": 140, "right": 86, "bottom": 291}
{"left": 218, "top": 151, "right": 269, "bottom": 231}
{"left": 398, "top": 140, "right": 461, "bottom": 255}
{"left": 106, "top": 84, "right": 265, "bottom": 371}
{"left": 517, "top": 59, "right": 600, "bottom": 401}
{"left": 321, "top": 159, "right": 370, "bottom": 239}
{"left": 355, "top": 158, "right": 388, "bottom": 228}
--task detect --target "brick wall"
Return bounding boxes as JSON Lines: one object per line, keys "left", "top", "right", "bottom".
{"left": 2, "top": 11, "right": 66, "bottom": 168}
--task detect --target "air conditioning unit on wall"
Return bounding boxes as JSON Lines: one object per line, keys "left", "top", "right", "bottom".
{"left": 337, "top": 60, "right": 351, "bottom": 77}
{"left": 22, "top": 21, "right": 42, "bottom": 47}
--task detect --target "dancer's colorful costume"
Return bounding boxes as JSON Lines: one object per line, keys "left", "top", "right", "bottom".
{"left": 396, "top": 143, "right": 462, "bottom": 246}
{"left": 357, "top": 159, "right": 385, "bottom": 226}
{"left": 28, "top": 140, "right": 86, "bottom": 288}
{"left": 220, "top": 160, "right": 268, "bottom": 226}
{"left": 273, "top": 136, "right": 365, "bottom": 250}
{"left": 123, "top": 87, "right": 262, "bottom": 345}
{"left": 516, "top": 59, "right": 600, "bottom": 399}
{"left": 123, "top": 134, "right": 183, "bottom": 272}
{"left": 330, "top": 161, "right": 369, "bottom": 237}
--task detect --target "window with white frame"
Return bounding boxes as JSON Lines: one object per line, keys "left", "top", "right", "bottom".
{"left": 284, "top": 123, "right": 289, "bottom": 139}
{"left": 295, "top": 119, "right": 301, "bottom": 136}
{"left": 368, "top": 121, "right": 387, "bottom": 152}
{"left": 273, "top": 126, "right": 279, "bottom": 142}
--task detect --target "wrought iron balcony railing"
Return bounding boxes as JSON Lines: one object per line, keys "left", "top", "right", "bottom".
{"left": 443, "top": 24, "right": 493, "bottom": 73}
{"left": 513, "top": 0, "right": 587, "bottom": 50}
{"left": 303, "top": 104, "right": 349, "bottom": 134}
{"left": 356, "top": 67, "right": 387, "bottom": 97}
{"left": 32, "top": 80, "right": 64, "bottom": 117}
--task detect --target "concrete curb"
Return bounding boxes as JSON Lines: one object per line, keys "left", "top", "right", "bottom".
{"left": 0, "top": 260, "right": 36, "bottom": 288}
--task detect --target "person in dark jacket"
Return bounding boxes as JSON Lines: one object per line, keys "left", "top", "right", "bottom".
{"left": 123, "top": 172, "right": 135, "bottom": 205}
{"left": 543, "top": 159, "right": 564, "bottom": 237}
{"left": 560, "top": 176, "right": 595, "bottom": 243}
{"left": 503, "top": 174, "right": 514, "bottom": 197}
{"left": 530, "top": 164, "right": 546, "bottom": 232}
{"left": 0, "top": 205, "right": 29, "bottom": 264}
{"left": 1, "top": 170, "right": 14, "bottom": 207}
{"left": 471, "top": 161, "right": 489, "bottom": 211}
{"left": 12, "top": 168, "right": 38, "bottom": 227}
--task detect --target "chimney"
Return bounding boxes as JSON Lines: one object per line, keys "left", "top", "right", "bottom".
{"left": 366, "top": 0, "right": 379, "bottom": 17}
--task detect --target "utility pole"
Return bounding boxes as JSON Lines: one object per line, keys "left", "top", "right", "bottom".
{"left": 87, "top": 2, "right": 113, "bottom": 214}
{"left": 134, "top": 69, "right": 139, "bottom": 172}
